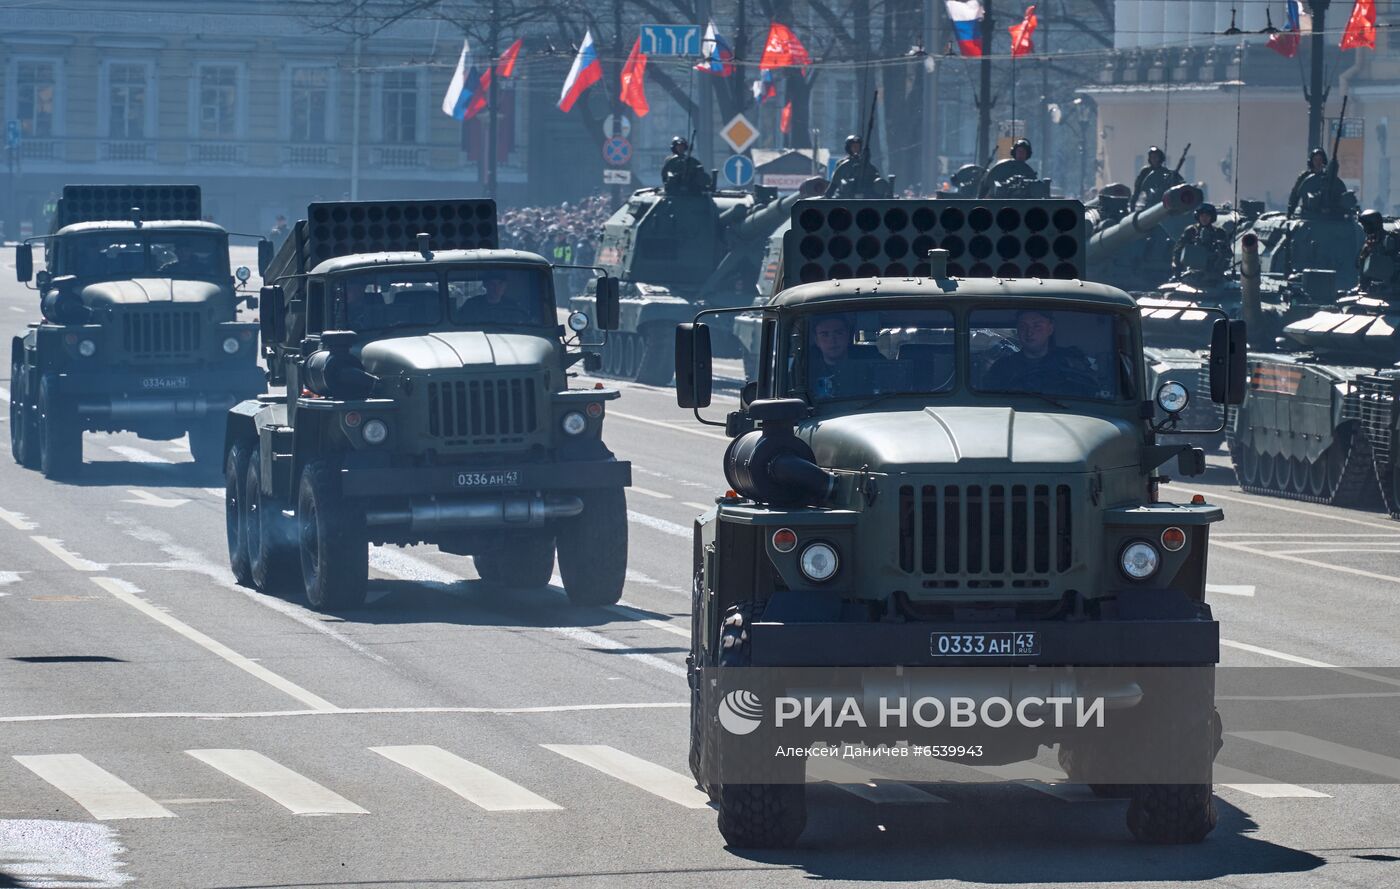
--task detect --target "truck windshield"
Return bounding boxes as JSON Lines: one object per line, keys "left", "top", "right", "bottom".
{"left": 63, "top": 231, "right": 229, "bottom": 280}
{"left": 335, "top": 266, "right": 553, "bottom": 332}
{"left": 447, "top": 267, "right": 552, "bottom": 326}
{"left": 970, "top": 308, "right": 1135, "bottom": 402}
{"left": 341, "top": 271, "right": 443, "bottom": 331}
{"left": 793, "top": 309, "right": 957, "bottom": 402}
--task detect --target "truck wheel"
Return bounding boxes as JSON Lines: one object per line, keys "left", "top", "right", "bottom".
{"left": 38, "top": 376, "right": 81, "bottom": 479}
{"left": 297, "top": 461, "right": 368, "bottom": 611}
{"left": 225, "top": 439, "right": 255, "bottom": 586}
{"left": 1125, "top": 671, "right": 1218, "bottom": 844}
{"left": 555, "top": 487, "right": 627, "bottom": 606}
{"left": 473, "top": 532, "right": 555, "bottom": 588}
{"left": 9, "top": 363, "right": 38, "bottom": 469}
{"left": 1056, "top": 745, "right": 1130, "bottom": 798}
{"left": 635, "top": 327, "right": 674, "bottom": 386}
{"left": 247, "top": 450, "right": 299, "bottom": 594}
{"left": 188, "top": 422, "right": 224, "bottom": 469}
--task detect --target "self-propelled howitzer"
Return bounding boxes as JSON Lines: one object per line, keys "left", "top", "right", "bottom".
{"left": 1084, "top": 183, "right": 1204, "bottom": 292}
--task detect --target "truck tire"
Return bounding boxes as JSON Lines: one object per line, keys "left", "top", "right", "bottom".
{"left": 712, "top": 604, "right": 807, "bottom": 849}
{"left": 635, "top": 326, "right": 674, "bottom": 386}
{"left": 297, "top": 461, "right": 368, "bottom": 611}
{"left": 555, "top": 487, "right": 627, "bottom": 606}
{"left": 38, "top": 376, "right": 81, "bottom": 479}
{"left": 10, "top": 363, "right": 38, "bottom": 469}
{"left": 246, "top": 450, "right": 299, "bottom": 594}
{"left": 225, "top": 438, "right": 255, "bottom": 586}
{"left": 1125, "top": 671, "right": 1218, "bottom": 844}
{"left": 188, "top": 421, "right": 224, "bottom": 469}
{"left": 473, "top": 532, "right": 555, "bottom": 588}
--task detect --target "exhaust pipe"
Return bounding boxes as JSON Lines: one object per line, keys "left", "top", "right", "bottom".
{"left": 1239, "top": 232, "right": 1262, "bottom": 349}
{"left": 77, "top": 396, "right": 231, "bottom": 419}
{"left": 365, "top": 494, "right": 584, "bottom": 532}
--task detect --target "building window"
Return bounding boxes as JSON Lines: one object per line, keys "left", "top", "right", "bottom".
{"left": 15, "top": 60, "right": 57, "bottom": 138}
{"left": 382, "top": 70, "right": 420, "bottom": 144}
{"left": 290, "top": 67, "right": 330, "bottom": 143}
{"left": 108, "top": 63, "right": 148, "bottom": 139}
{"left": 198, "top": 65, "right": 239, "bottom": 139}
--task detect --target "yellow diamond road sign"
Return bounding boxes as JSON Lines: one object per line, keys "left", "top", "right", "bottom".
{"left": 720, "top": 114, "right": 759, "bottom": 154}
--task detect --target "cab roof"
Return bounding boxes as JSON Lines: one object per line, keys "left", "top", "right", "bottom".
{"left": 55, "top": 220, "right": 227, "bottom": 236}
{"left": 309, "top": 248, "right": 550, "bottom": 277}
{"left": 769, "top": 275, "right": 1138, "bottom": 311}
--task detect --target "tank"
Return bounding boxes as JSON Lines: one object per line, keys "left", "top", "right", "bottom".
{"left": 569, "top": 184, "right": 806, "bottom": 385}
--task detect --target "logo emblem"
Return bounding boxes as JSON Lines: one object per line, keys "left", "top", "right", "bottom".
{"left": 717, "top": 689, "right": 764, "bottom": 735}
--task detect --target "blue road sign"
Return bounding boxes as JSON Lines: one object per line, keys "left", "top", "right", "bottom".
{"left": 5, "top": 120, "right": 20, "bottom": 149}
{"left": 603, "top": 136, "right": 632, "bottom": 167}
{"left": 723, "top": 154, "right": 755, "bottom": 187}
{"left": 640, "top": 24, "right": 701, "bottom": 56}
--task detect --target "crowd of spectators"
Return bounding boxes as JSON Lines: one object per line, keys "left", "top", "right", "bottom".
{"left": 499, "top": 193, "right": 614, "bottom": 267}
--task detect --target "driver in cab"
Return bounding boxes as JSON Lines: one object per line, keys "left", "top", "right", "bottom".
{"left": 982, "top": 309, "right": 1096, "bottom": 397}
{"left": 465, "top": 273, "right": 533, "bottom": 324}
{"left": 810, "top": 315, "right": 856, "bottom": 399}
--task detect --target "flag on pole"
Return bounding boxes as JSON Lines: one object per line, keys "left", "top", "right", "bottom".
{"left": 441, "top": 40, "right": 477, "bottom": 119}
{"left": 558, "top": 29, "right": 603, "bottom": 112}
{"left": 497, "top": 37, "right": 523, "bottom": 77}
{"left": 758, "top": 22, "right": 811, "bottom": 70}
{"left": 694, "top": 21, "right": 735, "bottom": 76}
{"left": 620, "top": 37, "right": 650, "bottom": 117}
{"left": 1009, "top": 5, "right": 1037, "bottom": 57}
{"left": 464, "top": 67, "right": 490, "bottom": 119}
{"left": 752, "top": 69, "right": 777, "bottom": 105}
{"left": 945, "top": 1, "right": 984, "bottom": 57}
{"left": 1268, "top": 1, "right": 1305, "bottom": 58}
{"left": 1341, "top": 0, "right": 1376, "bottom": 50}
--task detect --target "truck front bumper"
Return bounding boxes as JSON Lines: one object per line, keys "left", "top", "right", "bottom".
{"left": 55, "top": 363, "right": 265, "bottom": 423}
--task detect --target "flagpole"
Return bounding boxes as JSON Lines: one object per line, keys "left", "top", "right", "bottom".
{"left": 697, "top": 0, "right": 713, "bottom": 167}
{"left": 976, "top": 0, "right": 994, "bottom": 163}
{"left": 1307, "top": 0, "right": 1331, "bottom": 150}
{"left": 485, "top": 0, "right": 501, "bottom": 200}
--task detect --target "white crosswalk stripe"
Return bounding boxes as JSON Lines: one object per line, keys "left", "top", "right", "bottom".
{"left": 14, "top": 754, "right": 175, "bottom": 820}
{"left": 187, "top": 749, "right": 369, "bottom": 815}
{"left": 1230, "top": 731, "right": 1400, "bottom": 781}
{"left": 542, "top": 744, "right": 711, "bottom": 809}
{"left": 808, "top": 758, "right": 948, "bottom": 804}
{"left": 371, "top": 745, "right": 562, "bottom": 812}
{"left": 1213, "top": 765, "right": 1331, "bottom": 798}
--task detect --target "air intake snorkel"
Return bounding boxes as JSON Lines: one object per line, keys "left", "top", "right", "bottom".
{"left": 303, "top": 330, "right": 377, "bottom": 399}
{"left": 724, "top": 399, "right": 837, "bottom": 507}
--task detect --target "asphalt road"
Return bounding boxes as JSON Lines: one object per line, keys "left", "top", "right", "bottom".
{"left": 1, "top": 251, "right": 1399, "bottom": 888}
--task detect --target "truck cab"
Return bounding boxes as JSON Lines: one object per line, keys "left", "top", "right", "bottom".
{"left": 224, "top": 199, "right": 631, "bottom": 611}
{"left": 675, "top": 198, "right": 1247, "bottom": 850}
{"left": 10, "top": 185, "right": 267, "bottom": 477}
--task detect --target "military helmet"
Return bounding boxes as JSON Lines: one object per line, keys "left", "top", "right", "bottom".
{"left": 952, "top": 164, "right": 982, "bottom": 186}
{"left": 1147, "top": 146, "right": 1166, "bottom": 162}
{"left": 1100, "top": 182, "right": 1132, "bottom": 199}
{"left": 1360, "top": 209, "right": 1384, "bottom": 231}
{"left": 1310, "top": 147, "right": 1328, "bottom": 163}
{"left": 671, "top": 135, "right": 689, "bottom": 151}
{"left": 1196, "top": 202, "right": 1218, "bottom": 222}
{"left": 1012, "top": 138, "right": 1033, "bottom": 159}
{"left": 844, "top": 134, "right": 862, "bottom": 151}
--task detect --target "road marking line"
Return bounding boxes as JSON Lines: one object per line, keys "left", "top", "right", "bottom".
{"left": 809, "top": 758, "right": 948, "bottom": 804}
{"left": 91, "top": 576, "right": 339, "bottom": 712}
{"left": 1269, "top": 547, "right": 1400, "bottom": 556}
{"left": 14, "top": 754, "right": 175, "bottom": 820}
{"left": 203, "top": 487, "right": 225, "bottom": 498}
{"left": 1180, "top": 486, "right": 1398, "bottom": 531}
{"left": 0, "top": 702, "right": 688, "bottom": 723}
{"left": 610, "top": 602, "right": 690, "bottom": 638}
{"left": 371, "top": 746, "right": 562, "bottom": 812}
{"left": 684, "top": 501, "right": 713, "bottom": 511}
{"left": 628, "top": 510, "right": 690, "bottom": 539}
{"left": 609, "top": 410, "right": 730, "bottom": 441}
{"left": 1220, "top": 638, "right": 1335, "bottom": 668}
{"left": 31, "top": 536, "right": 105, "bottom": 571}
{"left": 7, "top": 306, "right": 22, "bottom": 312}
{"left": 0, "top": 508, "right": 37, "bottom": 530}
{"left": 1215, "top": 539, "right": 1400, "bottom": 587}
{"left": 187, "top": 749, "right": 368, "bottom": 815}
{"left": 0, "top": 386, "right": 9, "bottom": 401}
{"left": 105, "top": 445, "right": 173, "bottom": 464}
{"left": 0, "top": 818, "right": 131, "bottom": 888}
{"left": 1229, "top": 732, "right": 1400, "bottom": 781}
{"left": 629, "top": 485, "right": 672, "bottom": 500}
{"left": 547, "top": 625, "right": 688, "bottom": 677}
{"left": 542, "top": 744, "right": 710, "bottom": 809}
{"left": 1206, "top": 584, "right": 1255, "bottom": 597}
{"left": 1213, "top": 766, "right": 1330, "bottom": 798}
{"left": 122, "top": 488, "right": 190, "bottom": 508}
{"left": 1214, "top": 533, "right": 1400, "bottom": 538}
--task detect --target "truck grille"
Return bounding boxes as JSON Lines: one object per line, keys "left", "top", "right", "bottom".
{"left": 1354, "top": 374, "right": 1397, "bottom": 466}
{"left": 897, "top": 483, "right": 1073, "bottom": 588}
{"left": 121, "top": 311, "right": 202, "bottom": 357}
{"left": 426, "top": 378, "right": 538, "bottom": 446}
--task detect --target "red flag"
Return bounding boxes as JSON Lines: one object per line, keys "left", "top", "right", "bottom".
{"left": 465, "top": 68, "right": 491, "bottom": 120}
{"left": 1268, "top": 1, "right": 1302, "bottom": 58}
{"left": 620, "top": 37, "right": 650, "bottom": 117}
{"left": 1008, "top": 5, "right": 1037, "bottom": 56}
{"left": 759, "top": 22, "right": 811, "bottom": 70}
{"left": 780, "top": 101, "right": 792, "bottom": 134}
{"left": 1341, "top": 0, "right": 1376, "bottom": 50}
{"left": 497, "top": 37, "right": 523, "bottom": 77}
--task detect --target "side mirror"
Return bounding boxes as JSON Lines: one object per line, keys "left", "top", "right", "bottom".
{"left": 257, "top": 239, "right": 274, "bottom": 276}
{"left": 675, "top": 322, "right": 713, "bottom": 409}
{"left": 15, "top": 244, "right": 33, "bottom": 283}
{"left": 1209, "top": 318, "right": 1247, "bottom": 405}
{"left": 260, "top": 285, "right": 285, "bottom": 345}
{"left": 595, "top": 276, "right": 621, "bottom": 331}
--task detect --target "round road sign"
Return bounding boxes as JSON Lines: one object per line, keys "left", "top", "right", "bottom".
{"left": 603, "top": 136, "right": 632, "bottom": 167}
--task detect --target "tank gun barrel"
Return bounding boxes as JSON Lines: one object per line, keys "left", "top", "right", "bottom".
{"left": 1087, "top": 183, "right": 1204, "bottom": 262}
{"left": 1239, "top": 231, "right": 1262, "bottom": 348}
{"left": 735, "top": 190, "right": 804, "bottom": 240}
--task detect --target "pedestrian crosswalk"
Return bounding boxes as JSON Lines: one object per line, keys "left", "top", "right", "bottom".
{"left": 7, "top": 735, "right": 1351, "bottom": 824}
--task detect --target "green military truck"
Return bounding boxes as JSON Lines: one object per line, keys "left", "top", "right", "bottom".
{"left": 224, "top": 198, "right": 631, "bottom": 610}
{"left": 10, "top": 185, "right": 269, "bottom": 477}
{"left": 675, "top": 198, "right": 1246, "bottom": 848}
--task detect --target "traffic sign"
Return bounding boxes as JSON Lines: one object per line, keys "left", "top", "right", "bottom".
{"left": 719, "top": 114, "right": 759, "bottom": 154}
{"left": 723, "top": 154, "right": 755, "bottom": 187}
{"left": 602, "top": 114, "right": 631, "bottom": 138}
{"left": 5, "top": 120, "right": 20, "bottom": 149}
{"left": 603, "top": 169, "right": 633, "bottom": 186}
{"left": 602, "top": 136, "right": 632, "bottom": 167}
{"left": 640, "top": 25, "right": 701, "bottom": 56}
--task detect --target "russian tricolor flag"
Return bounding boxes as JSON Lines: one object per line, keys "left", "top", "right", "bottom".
{"left": 558, "top": 29, "right": 603, "bottom": 112}
{"left": 946, "top": 0, "right": 984, "bottom": 57}
{"left": 694, "top": 21, "right": 735, "bottom": 77}
{"left": 441, "top": 40, "right": 477, "bottom": 120}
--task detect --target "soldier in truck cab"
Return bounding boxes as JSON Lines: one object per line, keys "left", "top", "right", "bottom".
{"left": 981, "top": 309, "right": 1097, "bottom": 397}
{"left": 809, "top": 314, "right": 855, "bottom": 399}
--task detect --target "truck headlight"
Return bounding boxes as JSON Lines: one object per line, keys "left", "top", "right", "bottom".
{"left": 77, "top": 339, "right": 97, "bottom": 357}
{"left": 362, "top": 418, "right": 389, "bottom": 445}
{"left": 222, "top": 336, "right": 241, "bottom": 355}
{"left": 799, "top": 542, "right": 839, "bottom": 582}
{"left": 561, "top": 411, "right": 587, "bottom": 435}
{"left": 1120, "top": 541, "right": 1160, "bottom": 580}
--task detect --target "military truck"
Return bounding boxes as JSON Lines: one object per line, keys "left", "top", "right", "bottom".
{"left": 10, "top": 185, "right": 270, "bottom": 478}
{"left": 676, "top": 198, "right": 1245, "bottom": 848}
{"left": 223, "top": 198, "right": 631, "bottom": 610}
{"left": 570, "top": 183, "right": 808, "bottom": 385}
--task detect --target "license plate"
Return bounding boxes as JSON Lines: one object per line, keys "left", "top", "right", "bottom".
{"left": 141, "top": 376, "right": 189, "bottom": 390}
{"left": 454, "top": 470, "right": 520, "bottom": 488}
{"left": 930, "top": 631, "right": 1040, "bottom": 657}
